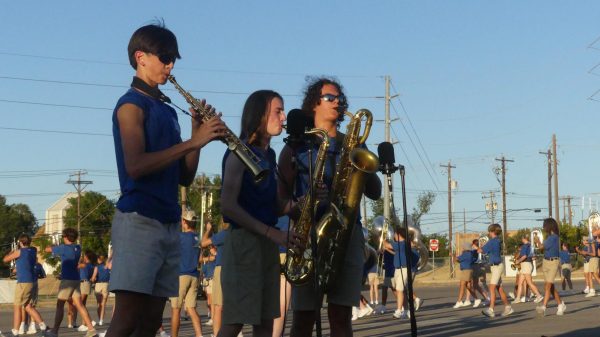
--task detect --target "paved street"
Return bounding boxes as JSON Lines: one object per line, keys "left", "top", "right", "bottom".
{"left": 2, "top": 280, "right": 600, "bottom": 337}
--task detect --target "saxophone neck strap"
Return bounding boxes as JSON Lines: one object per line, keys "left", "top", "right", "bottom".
{"left": 130, "top": 76, "right": 171, "bottom": 104}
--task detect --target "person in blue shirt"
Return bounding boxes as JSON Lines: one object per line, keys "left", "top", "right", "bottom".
{"left": 71, "top": 250, "right": 97, "bottom": 331}
{"left": 2, "top": 234, "right": 47, "bottom": 336}
{"left": 379, "top": 250, "right": 396, "bottom": 315}
{"left": 533, "top": 217, "right": 566, "bottom": 316}
{"left": 559, "top": 243, "right": 573, "bottom": 292}
{"left": 453, "top": 242, "right": 481, "bottom": 309}
{"left": 45, "top": 228, "right": 96, "bottom": 337}
{"left": 470, "top": 239, "right": 489, "bottom": 305}
{"left": 200, "top": 245, "right": 216, "bottom": 326}
{"left": 169, "top": 210, "right": 204, "bottom": 337}
{"left": 91, "top": 254, "right": 111, "bottom": 326}
{"left": 108, "top": 22, "right": 227, "bottom": 337}
{"left": 383, "top": 229, "right": 412, "bottom": 319}
{"left": 575, "top": 238, "right": 593, "bottom": 294}
{"left": 512, "top": 236, "right": 543, "bottom": 304}
{"left": 478, "top": 223, "right": 512, "bottom": 318}
{"left": 22, "top": 258, "right": 47, "bottom": 334}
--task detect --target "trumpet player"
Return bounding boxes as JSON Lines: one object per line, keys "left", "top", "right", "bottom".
{"left": 512, "top": 236, "right": 544, "bottom": 304}
{"left": 108, "top": 22, "right": 227, "bottom": 336}
{"left": 533, "top": 218, "right": 566, "bottom": 316}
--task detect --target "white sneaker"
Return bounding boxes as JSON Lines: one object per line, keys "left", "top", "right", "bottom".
{"left": 357, "top": 306, "right": 371, "bottom": 318}
{"left": 521, "top": 296, "right": 526, "bottom": 302}
{"left": 473, "top": 299, "right": 482, "bottom": 308}
{"left": 583, "top": 287, "right": 590, "bottom": 294}
{"left": 204, "top": 319, "right": 213, "bottom": 326}
{"left": 26, "top": 323, "right": 36, "bottom": 335}
{"left": 508, "top": 292, "right": 515, "bottom": 300}
{"left": 585, "top": 289, "right": 596, "bottom": 298}
{"left": 159, "top": 331, "right": 170, "bottom": 337}
{"left": 68, "top": 325, "right": 74, "bottom": 329}
{"left": 92, "top": 321, "right": 97, "bottom": 327}
{"left": 557, "top": 302, "right": 567, "bottom": 316}
{"left": 351, "top": 307, "right": 358, "bottom": 321}
{"left": 536, "top": 305, "right": 546, "bottom": 316}
{"left": 39, "top": 323, "right": 47, "bottom": 332}
{"left": 512, "top": 298, "right": 522, "bottom": 304}
{"left": 501, "top": 306, "right": 514, "bottom": 317}
{"left": 98, "top": 321, "right": 103, "bottom": 326}
{"left": 18, "top": 323, "right": 25, "bottom": 335}
{"left": 414, "top": 297, "right": 423, "bottom": 311}
{"left": 393, "top": 309, "right": 403, "bottom": 318}
{"left": 237, "top": 332, "right": 243, "bottom": 337}
{"left": 453, "top": 301, "right": 462, "bottom": 309}
{"left": 462, "top": 300, "right": 472, "bottom": 307}
{"left": 482, "top": 308, "right": 495, "bottom": 317}
{"left": 12, "top": 329, "right": 20, "bottom": 337}
{"left": 77, "top": 325, "right": 89, "bottom": 332}
{"left": 534, "top": 295, "right": 544, "bottom": 303}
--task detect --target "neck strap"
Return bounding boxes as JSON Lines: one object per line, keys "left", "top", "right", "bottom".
{"left": 130, "top": 76, "right": 171, "bottom": 103}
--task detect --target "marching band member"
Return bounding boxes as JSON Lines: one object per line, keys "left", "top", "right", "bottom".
{"left": 470, "top": 240, "right": 489, "bottom": 306}
{"left": 512, "top": 236, "right": 543, "bottom": 304}
{"left": 478, "top": 224, "right": 513, "bottom": 318}
{"left": 453, "top": 243, "right": 481, "bottom": 309}
{"left": 559, "top": 243, "right": 573, "bottom": 293}
{"left": 533, "top": 218, "right": 566, "bottom": 316}
{"left": 575, "top": 238, "right": 593, "bottom": 295}
{"left": 587, "top": 235, "right": 600, "bottom": 296}
{"left": 279, "top": 77, "right": 381, "bottom": 337}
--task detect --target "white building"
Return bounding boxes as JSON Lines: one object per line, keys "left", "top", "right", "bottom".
{"left": 44, "top": 192, "right": 79, "bottom": 235}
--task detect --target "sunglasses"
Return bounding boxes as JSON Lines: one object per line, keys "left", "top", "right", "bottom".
{"left": 156, "top": 53, "right": 176, "bottom": 65}
{"left": 320, "top": 93, "right": 346, "bottom": 104}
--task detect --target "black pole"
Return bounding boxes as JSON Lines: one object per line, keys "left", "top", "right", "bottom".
{"left": 400, "top": 166, "right": 417, "bottom": 337}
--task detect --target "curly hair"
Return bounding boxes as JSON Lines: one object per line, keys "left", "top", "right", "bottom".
{"left": 301, "top": 76, "right": 346, "bottom": 128}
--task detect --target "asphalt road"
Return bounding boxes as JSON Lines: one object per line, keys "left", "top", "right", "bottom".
{"left": 2, "top": 280, "right": 600, "bottom": 337}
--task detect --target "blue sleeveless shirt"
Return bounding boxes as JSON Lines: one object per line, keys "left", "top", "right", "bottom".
{"left": 112, "top": 88, "right": 182, "bottom": 224}
{"left": 221, "top": 144, "right": 278, "bottom": 229}
{"left": 16, "top": 247, "right": 36, "bottom": 283}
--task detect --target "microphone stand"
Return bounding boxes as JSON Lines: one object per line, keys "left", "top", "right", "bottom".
{"left": 382, "top": 163, "right": 417, "bottom": 337}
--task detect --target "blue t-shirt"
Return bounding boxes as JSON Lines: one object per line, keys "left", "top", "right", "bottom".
{"left": 33, "top": 263, "right": 46, "bottom": 282}
{"left": 391, "top": 241, "right": 408, "bottom": 268}
{"left": 519, "top": 243, "right": 532, "bottom": 262}
{"left": 411, "top": 248, "right": 420, "bottom": 272}
{"left": 16, "top": 247, "right": 36, "bottom": 283}
{"left": 52, "top": 244, "right": 81, "bottom": 281}
{"left": 79, "top": 263, "right": 94, "bottom": 281}
{"left": 544, "top": 234, "right": 559, "bottom": 258}
{"left": 179, "top": 231, "right": 200, "bottom": 277}
{"left": 205, "top": 260, "right": 216, "bottom": 279}
{"left": 276, "top": 216, "right": 290, "bottom": 254}
{"left": 96, "top": 263, "right": 110, "bottom": 282}
{"left": 383, "top": 251, "right": 395, "bottom": 278}
{"left": 482, "top": 237, "right": 502, "bottom": 264}
{"left": 212, "top": 230, "right": 229, "bottom": 266}
{"left": 582, "top": 245, "right": 591, "bottom": 262}
{"left": 559, "top": 250, "right": 570, "bottom": 265}
{"left": 221, "top": 145, "right": 278, "bottom": 230}
{"left": 457, "top": 250, "right": 475, "bottom": 270}
{"left": 113, "top": 88, "right": 183, "bottom": 224}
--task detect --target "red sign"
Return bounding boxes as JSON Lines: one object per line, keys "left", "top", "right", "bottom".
{"left": 429, "top": 239, "right": 439, "bottom": 252}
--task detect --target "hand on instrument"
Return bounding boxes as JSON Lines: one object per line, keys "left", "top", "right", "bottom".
{"left": 267, "top": 227, "right": 303, "bottom": 253}
{"left": 191, "top": 112, "right": 227, "bottom": 149}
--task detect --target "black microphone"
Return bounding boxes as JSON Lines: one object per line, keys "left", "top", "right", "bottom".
{"left": 378, "top": 141, "right": 398, "bottom": 174}
{"left": 284, "top": 109, "right": 308, "bottom": 145}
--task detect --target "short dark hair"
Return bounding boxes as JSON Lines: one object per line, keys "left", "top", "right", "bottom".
{"left": 18, "top": 234, "right": 31, "bottom": 246}
{"left": 488, "top": 223, "right": 502, "bottom": 236}
{"left": 62, "top": 227, "right": 78, "bottom": 242}
{"left": 543, "top": 217, "right": 560, "bottom": 235}
{"left": 301, "top": 77, "right": 346, "bottom": 128}
{"left": 239, "top": 90, "right": 283, "bottom": 146}
{"left": 84, "top": 250, "right": 98, "bottom": 265}
{"left": 128, "top": 21, "right": 181, "bottom": 69}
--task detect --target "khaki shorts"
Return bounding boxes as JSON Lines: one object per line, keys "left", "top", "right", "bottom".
{"left": 95, "top": 282, "right": 109, "bottom": 297}
{"left": 542, "top": 259, "right": 560, "bottom": 283}
{"left": 80, "top": 280, "right": 92, "bottom": 296}
{"left": 490, "top": 264, "right": 503, "bottom": 285}
{"left": 30, "top": 283, "right": 39, "bottom": 306}
{"left": 393, "top": 268, "right": 408, "bottom": 292}
{"left": 212, "top": 266, "right": 223, "bottom": 306}
{"left": 58, "top": 280, "right": 81, "bottom": 300}
{"left": 15, "top": 283, "right": 34, "bottom": 306}
{"left": 171, "top": 275, "right": 198, "bottom": 309}
{"left": 459, "top": 269, "right": 473, "bottom": 282}
{"left": 520, "top": 261, "right": 533, "bottom": 275}
{"left": 589, "top": 257, "right": 599, "bottom": 273}
{"left": 584, "top": 261, "right": 590, "bottom": 273}
{"left": 368, "top": 272, "right": 379, "bottom": 285}
{"left": 205, "top": 278, "right": 213, "bottom": 295}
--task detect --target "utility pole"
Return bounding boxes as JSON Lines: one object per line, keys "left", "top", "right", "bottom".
{"left": 553, "top": 134, "right": 560, "bottom": 223}
{"left": 66, "top": 170, "right": 92, "bottom": 243}
{"left": 568, "top": 196, "right": 572, "bottom": 226}
{"left": 495, "top": 157, "right": 513, "bottom": 252}
{"left": 539, "top": 150, "right": 553, "bottom": 218}
{"left": 463, "top": 208, "right": 466, "bottom": 233}
{"left": 482, "top": 191, "right": 498, "bottom": 224}
{"left": 560, "top": 196, "right": 573, "bottom": 226}
{"left": 382, "top": 75, "right": 399, "bottom": 227}
{"left": 441, "top": 161, "right": 456, "bottom": 279}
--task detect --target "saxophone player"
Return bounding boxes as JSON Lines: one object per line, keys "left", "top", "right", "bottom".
{"left": 108, "top": 22, "right": 227, "bottom": 336}
{"left": 278, "top": 77, "right": 381, "bottom": 337}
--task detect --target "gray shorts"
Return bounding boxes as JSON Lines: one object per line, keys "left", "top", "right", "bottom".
{"left": 291, "top": 223, "right": 365, "bottom": 310}
{"left": 221, "top": 227, "right": 280, "bottom": 325}
{"left": 109, "top": 210, "right": 180, "bottom": 298}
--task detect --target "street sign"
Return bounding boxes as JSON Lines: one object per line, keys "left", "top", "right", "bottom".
{"left": 429, "top": 239, "right": 439, "bottom": 252}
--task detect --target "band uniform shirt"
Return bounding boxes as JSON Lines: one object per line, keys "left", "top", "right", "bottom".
{"left": 544, "top": 234, "right": 560, "bottom": 258}
{"left": 96, "top": 263, "right": 110, "bottom": 282}
{"left": 179, "top": 231, "right": 201, "bottom": 277}
{"left": 520, "top": 243, "right": 533, "bottom": 262}
{"left": 16, "top": 247, "right": 36, "bottom": 283}
{"left": 112, "top": 88, "right": 183, "bottom": 224}
{"left": 411, "top": 248, "right": 420, "bottom": 273}
{"left": 221, "top": 144, "right": 278, "bottom": 229}
{"left": 482, "top": 237, "right": 502, "bottom": 265}
{"left": 52, "top": 244, "right": 82, "bottom": 281}
{"left": 391, "top": 241, "right": 408, "bottom": 268}
{"left": 33, "top": 262, "right": 46, "bottom": 282}
{"left": 79, "top": 263, "right": 94, "bottom": 281}
{"left": 559, "top": 250, "right": 570, "bottom": 265}
{"left": 457, "top": 250, "right": 475, "bottom": 270}
{"left": 205, "top": 259, "right": 216, "bottom": 279}
{"left": 383, "top": 251, "right": 395, "bottom": 277}
{"left": 582, "top": 245, "right": 591, "bottom": 262}
{"left": 211, "top": 230, "right": 228, "bottom": 267}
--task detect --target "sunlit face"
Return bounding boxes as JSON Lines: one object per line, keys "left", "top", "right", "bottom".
{"left": 265, "top": 97, "right": 285, "bottom": 137}
{"left": 314, "top": 84, "right": 341, "bottom": 122}
{"left": 136, "top": 51, "right": 174, "bottom": 86}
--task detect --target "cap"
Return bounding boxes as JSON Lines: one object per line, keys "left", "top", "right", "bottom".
{"left": 182, "top": 210, "right": 198, "bottom": 222}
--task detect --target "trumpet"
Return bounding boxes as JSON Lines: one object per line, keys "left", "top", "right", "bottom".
{"left": 510, "top": 251, "right": 521, "bottom": 271}
{"left": 168, "top": 75, "right": 269, "bottom": 183}
{"left": 588, "top": 212, "right": 600, "bottom": 241}
{"left": 476, "top": 235, "right": 489, "bottom": 264}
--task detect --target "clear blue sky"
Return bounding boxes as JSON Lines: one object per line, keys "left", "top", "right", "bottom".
{"left": 2, "top": 1, "right": 600, "bottom": 237}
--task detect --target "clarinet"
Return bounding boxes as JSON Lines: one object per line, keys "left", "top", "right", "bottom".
{"left": 168, "top": 75, "right": 269, "bottom": 182}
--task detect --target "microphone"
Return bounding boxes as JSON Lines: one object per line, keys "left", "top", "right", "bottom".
{"left": 284, "top": 109, "right": 308, "bottom": 145}
{"left": 377, "top": 141, "right": 398, "bottom": 174}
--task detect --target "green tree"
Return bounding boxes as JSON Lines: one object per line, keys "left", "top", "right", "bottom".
{"left": 421, "top": 233, "right": 449, "bottom": 257}
{"left": 0, "top": 196, "right": 37, "bottom": 272}
{"left": 505, "top": 228, "right": 530, "bottom": 255}
{"left": 411, "top": 191, "right": 436, "bottom": 227}
{"left": 184, "top": 174, "right": 223, "bottom": 230}
{"left": 63, "top": 191, "right": 114, "bottom": 256}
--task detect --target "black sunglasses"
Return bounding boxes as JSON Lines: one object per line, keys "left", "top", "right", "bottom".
{"left": 156, "top": 53, "right": 176, "bottom": 65}
{"left": 320, "top": 93, "right": 346, "bottom": 104}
